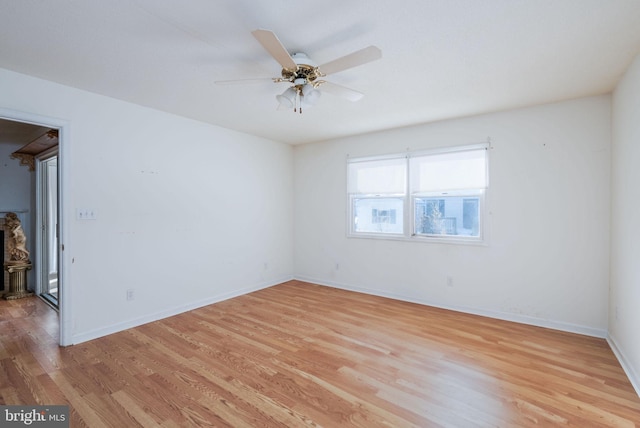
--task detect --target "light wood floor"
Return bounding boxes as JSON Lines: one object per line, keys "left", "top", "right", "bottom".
{"left": 1, "top": 280, "right": 639, "bottom": 427}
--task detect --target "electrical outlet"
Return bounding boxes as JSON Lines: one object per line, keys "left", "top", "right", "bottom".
{"left": 446, "top": 276, "right": 453, "bottom": 287}
{"left": 126, "top": 289, "right": 134, "bottom": 301}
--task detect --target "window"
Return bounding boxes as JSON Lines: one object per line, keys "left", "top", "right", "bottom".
{"left": 409, "top": 147, "right": 487, "bottom": 239}
{"left": 348, "top": 144, "right": 488, "bottom": 243}
{"left": 348, "top": 156, "right": 406, "bottom": 236}
{"left": 414, "top": 195, "right": 480, "bottom": 237}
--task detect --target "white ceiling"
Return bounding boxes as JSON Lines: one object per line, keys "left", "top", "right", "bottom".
{"left": 1, "top": 0, "right": 640, "bottom": 145}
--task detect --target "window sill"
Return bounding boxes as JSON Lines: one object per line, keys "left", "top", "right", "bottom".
{"left": 347, "top": 232, "right": 488, "bottom": 247}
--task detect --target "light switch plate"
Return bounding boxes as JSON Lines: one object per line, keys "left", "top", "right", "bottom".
{"left": 76, "top": 208, "right": 97, "bottom": 220}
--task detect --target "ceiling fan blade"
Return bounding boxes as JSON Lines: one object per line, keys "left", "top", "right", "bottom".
{"left": 252, "top": 29, "right": 297, "bottom": 71}
{"left": 318, "top": 46, "right": 382, "bottom": 76}
{"left": 320, "top": 81, "right": 364, "bottom": 102}
{"left": 215, "top": 77, "right": 276, "bottom": 85}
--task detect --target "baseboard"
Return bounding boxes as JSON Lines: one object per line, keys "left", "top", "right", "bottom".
{"left": 607, "top": 334, "right": 640, "bottom": 398}
{"left": 293, "top": 275, "right": 608, "bottom": 339}
{"left": 70, "top": 275, "right": 293, "bottom": 345}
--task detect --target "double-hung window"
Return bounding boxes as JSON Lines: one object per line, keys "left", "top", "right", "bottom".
{"left": 410, "top": 146, "right": 487, "bottom": 240}
{"left": 348, "top": 144, "right": 488, "bottom": 243}
{"left": 348, "top": 155, "right": 407, "bottom": 236}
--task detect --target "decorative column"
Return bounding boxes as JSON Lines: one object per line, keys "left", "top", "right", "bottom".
{"left": 4, "top": 261, "right": 33, "bottom": 300}
{"left": 3, "top": 212, "right": 33, "bottom": 300}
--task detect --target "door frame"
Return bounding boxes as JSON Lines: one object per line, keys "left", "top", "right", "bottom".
{"left": 0, "top": 108, "right": 71, "bottom": 346}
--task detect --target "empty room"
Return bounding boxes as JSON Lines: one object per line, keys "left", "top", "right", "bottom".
{"left": 1, "top": 0, "right": 640, "bottom": 426}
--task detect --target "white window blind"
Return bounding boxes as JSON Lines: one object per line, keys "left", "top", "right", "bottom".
{"left": 410, "top": 147, "right": 487, "bottom": 193}
{"left": 348, "top": 157, "right": 406, "bottom": 195}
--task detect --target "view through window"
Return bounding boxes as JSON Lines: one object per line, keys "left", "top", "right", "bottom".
{"left": 348, "top": 144, "right": 488, "bottom": 242}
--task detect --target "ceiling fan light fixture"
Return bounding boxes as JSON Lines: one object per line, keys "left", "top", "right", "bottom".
{"left": 276, "top": 87, "right": 296, "bottom": 108}
{"left": 302, "top": 84, "right": 321, "bottom": 106}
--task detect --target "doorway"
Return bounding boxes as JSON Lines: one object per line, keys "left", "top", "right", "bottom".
{"left": 37, "top": 153, "right": 59, "bottom": 308}
{"left": 0, "top": 110, "right": 69, "bottom": 346}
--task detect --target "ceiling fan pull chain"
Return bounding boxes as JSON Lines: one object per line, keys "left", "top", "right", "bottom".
{"left": 298, "top": 86, "right": 303, "bottom": 114}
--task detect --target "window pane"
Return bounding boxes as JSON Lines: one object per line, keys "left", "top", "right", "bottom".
{"left": 463, "top": 198, "right": 479, "bottom": 229}
{"left": 414, "top": 196, "right": 480, "bottom": 237}
{"left": 410, "top": 148, "right": 487, "bottom": 192}
{"left": 353, "top": 197, "right": 404, "bottom": 234}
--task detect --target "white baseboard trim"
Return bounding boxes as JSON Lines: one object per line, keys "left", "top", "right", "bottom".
{"left": 293, "top": 275, "right": 608, "bottom": 339}
{"left": 607, "top": 334, "right": 640, "bottom": 398}
{"left": 70, "top": 275, "right": 293, "bottom": 345}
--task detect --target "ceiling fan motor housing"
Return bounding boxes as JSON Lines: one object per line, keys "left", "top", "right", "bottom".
{"left": 281, "top": 53, "right": 323, "bottom": 86}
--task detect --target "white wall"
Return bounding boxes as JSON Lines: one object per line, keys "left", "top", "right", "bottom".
{"left": 610, "top": 53, "right": 640, "bottom": 394}
{"left": 0, "top": 143, "right": 33, "bottom": 212}
{"left": 0, "top": 68, "right": 294, "bottom": 344}
{"left": 294, "top": 96, "right": 611, "bottom": 336}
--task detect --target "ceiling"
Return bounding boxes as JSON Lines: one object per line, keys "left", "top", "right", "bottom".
{"left": 0, "top": 119, "right": 50, "bottom": 146}
{"left": 1, "top": 0, "right": 640, "bottom": 145}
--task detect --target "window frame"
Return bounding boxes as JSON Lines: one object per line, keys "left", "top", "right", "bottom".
{"left": 347, "top": 143, "right": 489, "bottom": 244}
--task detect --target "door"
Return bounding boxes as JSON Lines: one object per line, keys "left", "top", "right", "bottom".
{"left": 38, "top": 153, "right": 59, "bottom": 307}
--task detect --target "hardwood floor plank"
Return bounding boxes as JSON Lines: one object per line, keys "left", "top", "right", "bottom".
{"left": 1, "top": 280, "right": 639, "bottom": 426}
{"left": 48, "top": 370, "right": 111, "bottom": 428}
{"left": 112, "top": 390, "right": 163, "bottom": 427}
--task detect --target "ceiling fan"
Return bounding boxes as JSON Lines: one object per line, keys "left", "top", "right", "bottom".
{"left": 216, "top": 29, "right": 382, "bottom": 114}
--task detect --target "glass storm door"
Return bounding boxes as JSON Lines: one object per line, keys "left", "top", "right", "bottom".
{"left": 39, "top": 154, "right": 59, "bottom": 307}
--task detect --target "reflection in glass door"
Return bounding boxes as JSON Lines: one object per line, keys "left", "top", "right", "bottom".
{"left": 39, "top": 155, "right": 58, "bottom": 307}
